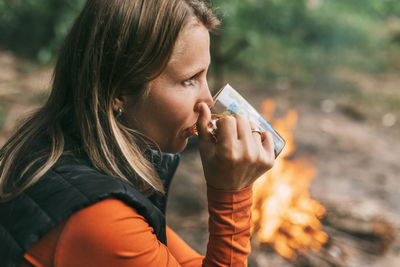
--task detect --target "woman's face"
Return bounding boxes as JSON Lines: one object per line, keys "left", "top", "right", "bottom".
{"left": 120, "top": 23, "right": 213, "bottom": 153}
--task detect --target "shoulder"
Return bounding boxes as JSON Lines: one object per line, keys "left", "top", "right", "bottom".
{"left": 54, "top": 198, "right": 163, "bottom": 265}
{"left": 68, "top": 197, "right": 147, "bottom": 221}
{"left": 61, "top": 198, "right": 154, "bottom": 240}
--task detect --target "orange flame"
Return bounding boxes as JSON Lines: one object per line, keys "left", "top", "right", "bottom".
{"left": 252, "top": 99, "right": 328, "bottom": 259}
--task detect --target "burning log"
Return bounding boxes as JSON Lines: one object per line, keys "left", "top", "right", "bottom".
{"left": 288, "top": 205, "right": 396, "bottom": 267}
{"left": 251, "top": 204, "right": 397, "bottom": 267}
{"left": 322, "top": 203, "right": 396, "bottom": 256}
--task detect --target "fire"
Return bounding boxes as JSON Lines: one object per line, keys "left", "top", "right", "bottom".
{"left": 252, "top": 99, "right": 328, "bottom": 259}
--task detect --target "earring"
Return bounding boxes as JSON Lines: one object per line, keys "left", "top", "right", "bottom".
{"left": 117, "top": 107, "right": 123, "bottom": 117}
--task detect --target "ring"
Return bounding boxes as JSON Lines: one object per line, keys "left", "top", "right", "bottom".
{"left": 251, "top": 127, "right": 263, "bottom": 135}
{"left": 251, "top": 127, "right": 266, "bottom": 142}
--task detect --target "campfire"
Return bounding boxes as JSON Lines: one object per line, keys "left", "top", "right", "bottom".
{"left": 250, "top": 99, "right": 396, "bottom": 265}
{"left": 252, "top": 99, "right": 328, "bottom": 259}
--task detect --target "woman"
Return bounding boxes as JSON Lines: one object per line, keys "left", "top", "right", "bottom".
{"left": 0, "top": 0, "right": 275, "bottom": 266}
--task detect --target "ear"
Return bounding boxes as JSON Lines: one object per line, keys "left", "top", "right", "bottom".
{"left": 112, "top": 94, "right": 125, "bottom": 113}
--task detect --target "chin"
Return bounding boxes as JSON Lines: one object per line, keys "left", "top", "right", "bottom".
{"left": 161, "top": 138, "right": 188, "bottom": 154}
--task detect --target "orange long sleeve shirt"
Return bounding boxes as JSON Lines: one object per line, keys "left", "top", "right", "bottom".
{"left": 20, "top": 185, "right": 253, "bottom": 266}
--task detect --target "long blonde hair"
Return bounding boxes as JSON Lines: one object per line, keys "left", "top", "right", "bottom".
{"left": 0, "top": 0, "right": 219, "bottom": 201}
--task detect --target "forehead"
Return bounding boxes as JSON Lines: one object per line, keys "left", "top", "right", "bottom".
{"left": 164, "top": 23, "right": 210, "bottom": 77}
{"left": 170, "top": 21, "right": 202, "bottom": 60}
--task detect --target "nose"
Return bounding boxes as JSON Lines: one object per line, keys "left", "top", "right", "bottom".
{"left": 200, "top": 79, "right": 214, "bottom": 109}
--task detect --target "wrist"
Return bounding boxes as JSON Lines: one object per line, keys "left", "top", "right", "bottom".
{"left": 206, "top": 181, "right": 253, "bottom": 191}
{"left": 207, "top": 183, "right": 253, "bottom": 203}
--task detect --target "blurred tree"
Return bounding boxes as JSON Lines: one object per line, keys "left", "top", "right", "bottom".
{"left": 0, "top": 0, "right": 84, "bottom": 63}
{"left": 208, "top": 0, "right": 400, "bottom": 84}
{"left": 0, "top": 0, "right": 399, "bottom": 75}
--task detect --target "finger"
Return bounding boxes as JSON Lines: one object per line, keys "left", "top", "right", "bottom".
{"left": 196, "top": 102, "right": 211, "bottom": 136}
{"left": 249, "top": 119, "right": 258, "bottom": 131}
{"left": 248, "top": 119, "right": 264, "bottom": 143}
{"left": 235, "top": 115, "right": 252, "bottom": 140}
{"left": 215, "top": 115, "right": 237, "bottom": 143}
{"left": 262, "top": 131, "right": 275, "bottom": 159}
{"left": 236, "top": 115, "right": 264, "bottom": 164}
{"left": 259, "top": 132, "right": 267, "bottom": 142}
{"left": 252, "top": 131, "right": 263, "bottom": 148}
{"left": 255, "top": 132, "right": 275, "bottom": 177}
{"left": 196, "top": 103, "right": 213, "bottom": 143}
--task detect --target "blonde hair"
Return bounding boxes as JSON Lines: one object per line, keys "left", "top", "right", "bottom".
{"left": 0, "top": 0, "right": 219, "bottom": 201}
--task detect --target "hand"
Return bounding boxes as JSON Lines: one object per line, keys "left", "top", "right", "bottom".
{"left": 196, "top": 103, "right": 275, "bottom": 190}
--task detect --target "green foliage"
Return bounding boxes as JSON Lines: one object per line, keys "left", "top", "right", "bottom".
{"left": 209, "top": 0, "right": 400, "bottom": 82}
{"left": 0, "top": 0, "right": 84, "bottom": 63}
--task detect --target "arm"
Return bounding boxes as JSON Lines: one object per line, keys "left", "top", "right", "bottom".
{"left": 166, "top": 226, "right": 204, "bottom": 266}
{"left": 167, "top": 185, "right": 253, "bottom": 267}
{"left": 203, "top": 185, "right": 252, "bottom": 267}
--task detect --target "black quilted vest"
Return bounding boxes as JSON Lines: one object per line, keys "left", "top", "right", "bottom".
{"left": 0, "top": 150, "right": 180, "bottom": 267}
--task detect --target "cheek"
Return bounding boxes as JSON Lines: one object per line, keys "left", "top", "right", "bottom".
{"left": 161, "top": 102, "right": 191, "bottom": 129}
{"left": 129, "top": 83, "right": 197, "bottom": 145}
{"left": 145, "top": 98, "right": 188, "bottom": 135}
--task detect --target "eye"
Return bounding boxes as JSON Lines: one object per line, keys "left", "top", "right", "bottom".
{"left": 181, "top": 77, "right": 195, "bottom": 86}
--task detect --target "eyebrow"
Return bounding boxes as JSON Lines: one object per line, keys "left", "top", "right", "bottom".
{"left": 177, "top": 64, "right": 209, "bottom": 80}
{"left": 186, "top": 68, "right": 206, "bottom": 79}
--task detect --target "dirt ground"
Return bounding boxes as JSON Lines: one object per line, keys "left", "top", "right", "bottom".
{"left": 1, "top": 50, "right": 399, "bottom": 266}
